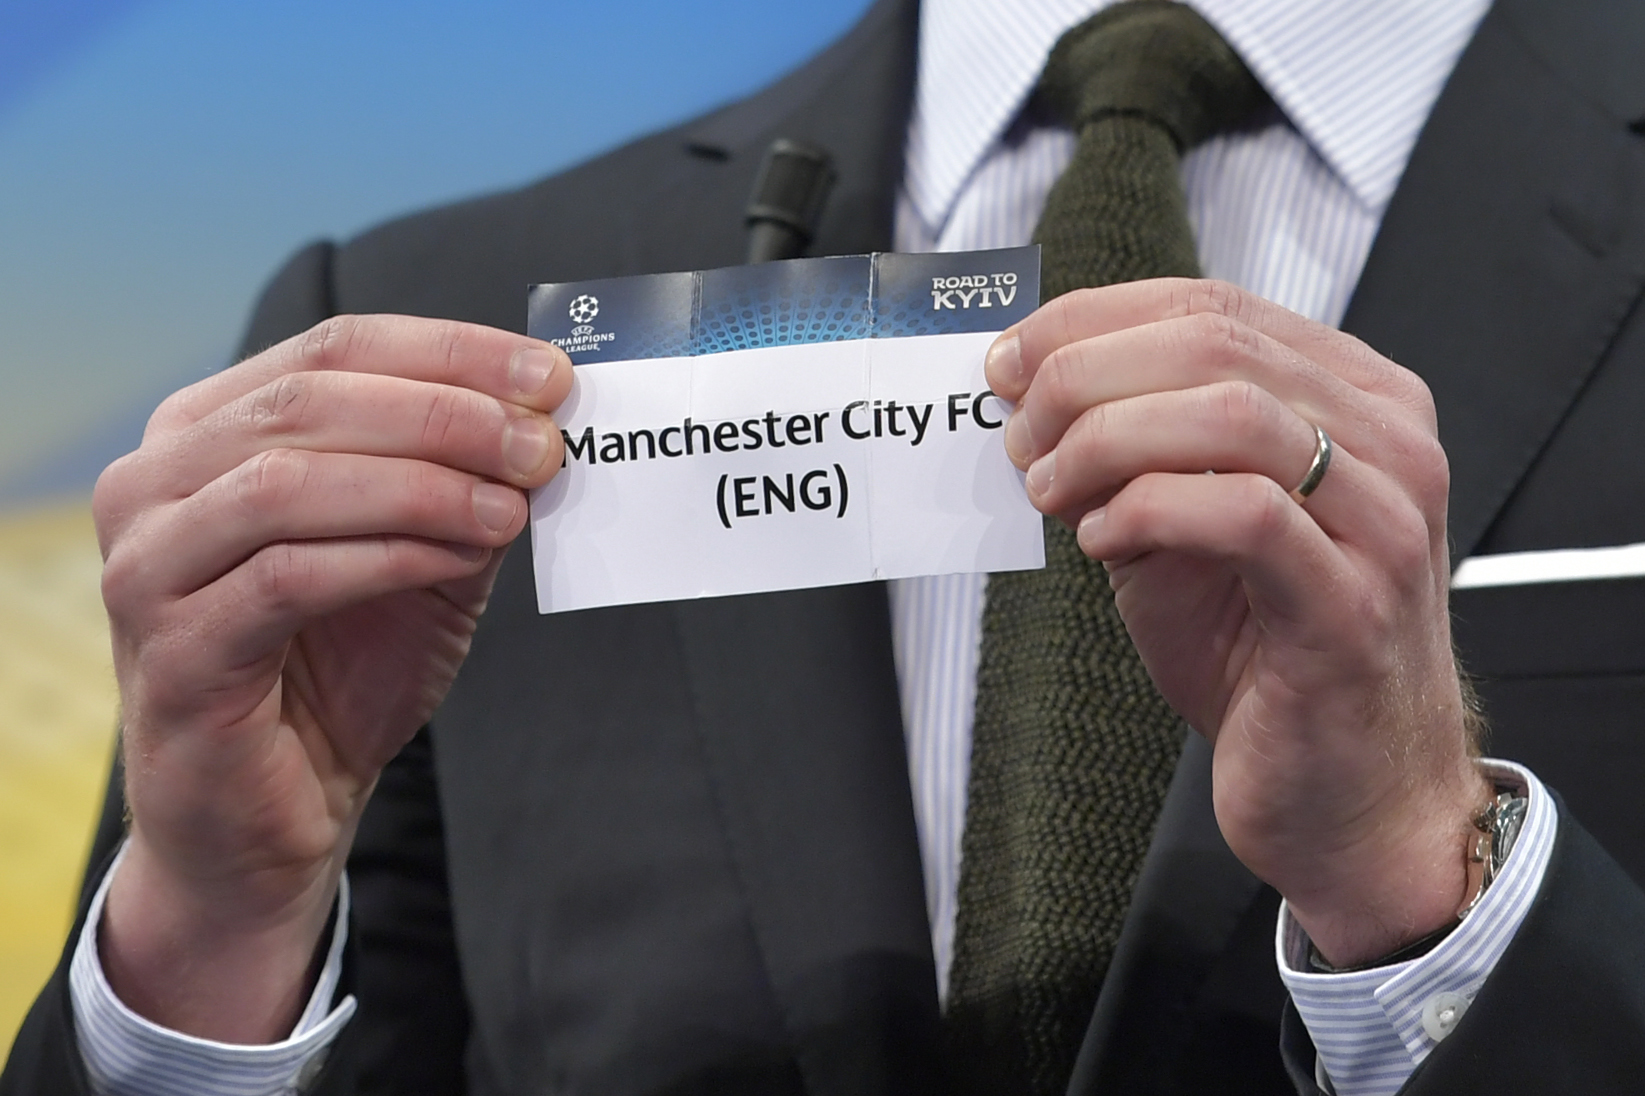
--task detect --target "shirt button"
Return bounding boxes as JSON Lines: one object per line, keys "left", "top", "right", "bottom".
{"left": 1420, "top": 991, "right": 1471, "bottom": 1042}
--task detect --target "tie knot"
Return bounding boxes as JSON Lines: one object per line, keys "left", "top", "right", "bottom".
{"left": 1037, "top": 0, "right": 1268, "bottom": 151}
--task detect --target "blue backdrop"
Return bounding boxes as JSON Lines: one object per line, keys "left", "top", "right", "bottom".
{"left": 0, "top": 0, "right": 876, "bottom": 503}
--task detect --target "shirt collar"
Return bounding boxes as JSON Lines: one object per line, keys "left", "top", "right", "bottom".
{"left": 904, "top": 0, "right": 1492, "bottom": 233}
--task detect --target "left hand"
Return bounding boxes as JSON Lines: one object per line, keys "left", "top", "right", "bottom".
{"left": 985, "top": 278, "right": 1491, "bottom": 966}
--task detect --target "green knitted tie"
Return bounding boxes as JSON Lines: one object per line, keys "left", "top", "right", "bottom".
{"left": 944, "top": 6, "right": 1268, "bottom": 1094}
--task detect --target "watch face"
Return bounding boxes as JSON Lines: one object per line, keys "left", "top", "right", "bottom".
{"left": 1492, "top": 795, "right": 1529, "bottom": 875}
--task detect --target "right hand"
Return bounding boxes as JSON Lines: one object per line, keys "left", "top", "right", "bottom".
{"left": 92, "top": 315, "right": 571, "bottom": 1041}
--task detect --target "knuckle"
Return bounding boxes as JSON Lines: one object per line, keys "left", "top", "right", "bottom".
{"left": 296, "top": 315, "right": 363, "bottom": 373}
{"left": 381, "top": 537, "right": 430, "bottom": 577}
{"left": 1114, "top": 471, "right": 1168, "bottom": 529}
{"left": 99, "top": 544, "right": 145, "bottom": 619}
{"left": 235, "top": 449, "right": 311, "bottom": 514}
{"left": 1404, "top": 431, "right": 1450, "bottom": 512}
{"left": 1373, "top": 424, "right": 1450, "bottom": 522}
{"left": 420, "top": 387, "right": 486, "bottom": 453}
{"left": 1383, "top": 504, "right": 1434, "bottom": 580}
{"left": 1183, "top": 278, "right": 1251, "bottom": 322}
{"left": 92, "top": 455, "right": 135, "bottom": 525}
{"left": 1180, "top": 309, "right": 1258, "bottom": 374}
{"left": 248, "top": 542, "right": 313, "bottom": 612}
{"left": 93, "top": 453, "right": 161, "bottom": 559}
{"left": 1064, "top": 402, "right": 1114, "bottom": 461}
{"left": 1207, "top": 378, "right": 1272, "bottom": 435}
{"left": 1402, "top": 373, "right": 1441, "bottom": 433}
{"left": 1242, "top": 475, "right": 1291, "bottom": 547}
{"left": 399, "top": 462, "right": 450, "bottom": 523}
{"left": 147, "top": 367, "right": 233, "bottom": 434}
{"left": 436, "top": 321, "right": 479, "bottom": 382}
{"left": 148, "top": 386, "right": 198, "bottom": 432}
{"left": 1043, "top": 288, "right": 1085, "bottom": 335}
{"left": 1034, "top": 344, "right": 1083, "bottom": 411}
{"left": 247, "top": 373, "right": 316, "bottom": 436}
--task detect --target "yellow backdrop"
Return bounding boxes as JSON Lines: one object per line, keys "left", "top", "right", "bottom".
{"left": 0, "top": 499, "right": 118, "bottom": 1057}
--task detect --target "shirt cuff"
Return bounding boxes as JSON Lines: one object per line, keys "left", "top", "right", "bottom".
{"left": 1275, "top": 758, "right": 1556, "bottom": 1096}
{"left": 68, "top": 840, "right": 357, "bottom": 1096}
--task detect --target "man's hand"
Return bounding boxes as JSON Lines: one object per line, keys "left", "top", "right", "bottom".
{"left": 93, "top": 315, "right": 571, "bottom": 1041}
{"left": 985, "top": 279, "right": 1491, "bottom": 967}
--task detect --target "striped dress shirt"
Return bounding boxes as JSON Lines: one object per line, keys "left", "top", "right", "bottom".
{"left": 70, "top": 3, "right": 1558, "bottom": 1095}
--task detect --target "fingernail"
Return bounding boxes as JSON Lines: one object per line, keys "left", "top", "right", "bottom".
{"left": 985, "top": 332, "right": 1025, "bottom": 393}
{"left": 472, "top": 482, "right": 520, "bottom": 532}
{"left": 1077, "top": 506, "right": 1107, "bottom": 549}
{"left": 453, "top": 544, "right": 489, "bottom": 563}
{"left": 1004, "top": 409, "right": 1035, "bottom": 465}
{"left": 503, "top": 417, "right": 553, "bottom": 477}
{"left": 1025, "top": 451, "right": 1055, "bottom": 498}
{"left": 510, "top": 346, "right": 560, "bottom": 395}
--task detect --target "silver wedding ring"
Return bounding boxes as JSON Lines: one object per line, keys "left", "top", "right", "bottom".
{"left": 1289, "top": 423, "right": 1333, "bottom": 503}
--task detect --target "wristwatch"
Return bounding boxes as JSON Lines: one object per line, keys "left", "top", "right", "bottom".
{"left": 1308, "top": 786, "right": 1528, "bottom": 973}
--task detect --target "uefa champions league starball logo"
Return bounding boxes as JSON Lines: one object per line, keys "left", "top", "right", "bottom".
{"left": 555, "top": 291, "right": 615, "bottom": 353}
{"left": 568, "top": 295, "right": 600, "bottom": 324}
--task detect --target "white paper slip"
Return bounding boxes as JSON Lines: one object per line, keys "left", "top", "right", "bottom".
{"left": 527, "top": 247, "right": 1046, "bottom": 614}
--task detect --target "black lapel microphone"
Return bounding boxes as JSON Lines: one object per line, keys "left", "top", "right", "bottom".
{"left": 743, "top": 138, "right": 837, "bottom": 263}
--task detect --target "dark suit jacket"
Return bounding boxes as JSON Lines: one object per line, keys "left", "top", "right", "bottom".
{"left": 8, "top": 0, "right": 1645, "bottom": 1093}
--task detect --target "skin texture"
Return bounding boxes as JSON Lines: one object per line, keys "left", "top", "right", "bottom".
{"left": 985, "top": 278, "right": 1491, "bottom": 966}
{"left": 93, "top": 315, "right": 571, "bottom": 1042}
{"left": 94, "top": 279, "right": 1487, "bottom": 1043}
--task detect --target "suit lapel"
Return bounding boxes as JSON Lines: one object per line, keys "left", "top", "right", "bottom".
{"left": 1341, "top": 0, "right": 1645, "bottom": 563}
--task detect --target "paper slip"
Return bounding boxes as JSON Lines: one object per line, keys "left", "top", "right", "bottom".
{"left": 527, "top": 246, "right": 1046, "bottom": 614}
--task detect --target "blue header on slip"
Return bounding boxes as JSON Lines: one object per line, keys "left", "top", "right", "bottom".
{"left": 528, "top": 245, "right": 1040, "bottom": 364}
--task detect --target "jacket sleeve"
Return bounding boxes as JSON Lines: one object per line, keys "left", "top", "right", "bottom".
{"left": 1280, "top": 797, "right": 1645, "bottom": 1095}
{"left": 0, "top": 242, "right": 471, "bottom": 1095}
